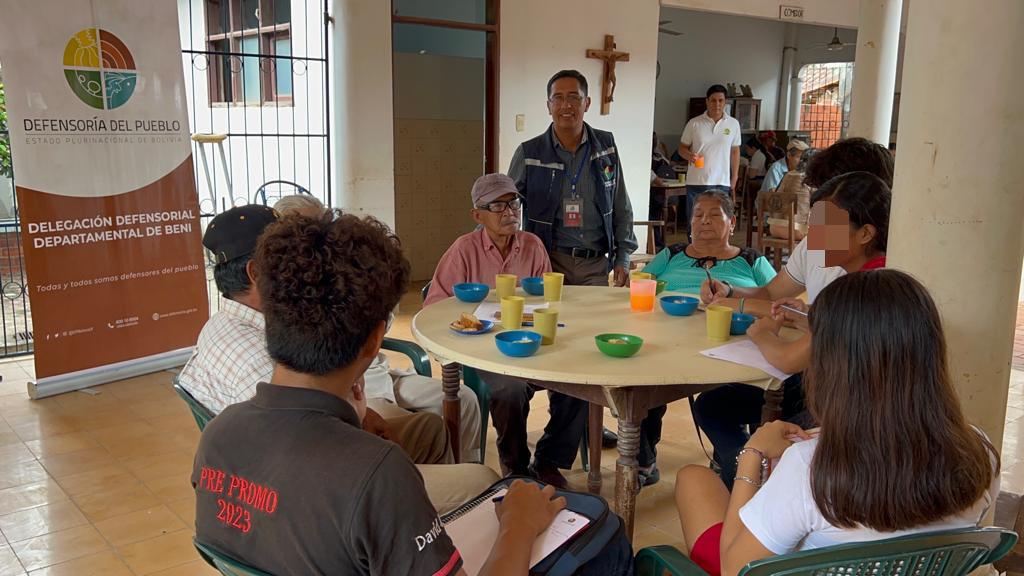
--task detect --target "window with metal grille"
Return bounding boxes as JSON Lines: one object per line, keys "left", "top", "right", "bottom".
{"left": 205, "top": 0, "right": 292, "bottom": 104}
{"left": 799, "top": 62, "right": 854, "bottom": 149}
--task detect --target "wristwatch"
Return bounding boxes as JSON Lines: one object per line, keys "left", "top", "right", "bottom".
{"left": 722, "top": 280, "right": 734, "bottom": 298}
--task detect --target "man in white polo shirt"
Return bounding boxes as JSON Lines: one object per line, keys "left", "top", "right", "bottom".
{"left": 678, "top": 84, "right": 742, "bottom": 236}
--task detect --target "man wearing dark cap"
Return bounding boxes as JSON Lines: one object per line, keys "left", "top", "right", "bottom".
{"left": 180, "top": 205, "right": 496, "bottom": 512}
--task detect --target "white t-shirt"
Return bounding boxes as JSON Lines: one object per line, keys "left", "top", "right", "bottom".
{"left": 739, "top": 437, "right": 997, "bottom": 554}
{"left": 783, "top": 238, "right": 846, "bottom": 303}
{"left": 680, "top": 112, "right": 742, "bottom": 187}
{"left": 749, "top": 150, "right": 767, "bottom": 177}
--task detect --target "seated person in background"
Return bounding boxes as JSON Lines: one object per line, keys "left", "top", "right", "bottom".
{"left": 749, "top": 131, "right": 783, "bottom": 178}
{"left": 274, "top": 195, "right": 481, "bottom": 464}
{"left": 675, "top": 270, "right": 998, "bottom": 576}
{"left": 696, "top": 170, "right": 891, "bottom": 488}
{"left": 759, "top": 139, "right": 809, "bottom": 197}
{"left": 642, "top": 191, "right": 776, "bottom": 294}
{"left": 650, "top": 131, "right": 679, "bottom": 249}
{"left": 181, "top": 205, "right": 495, "bottom": 512}
{"left": 760, "top": 148, "right": 818, "bottom": 242}
{"left": 426, "top": 174, "right": 576, "bottom": 486}
{"left": 192, "top": 211, "right": 584, "bottom": 575}
{"left": 633, "top": 191, "right": 774, "bottom": 487}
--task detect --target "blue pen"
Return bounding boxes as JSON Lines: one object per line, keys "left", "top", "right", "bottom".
{"left": 492, "top": 495, "right": 505, "bottom": 504}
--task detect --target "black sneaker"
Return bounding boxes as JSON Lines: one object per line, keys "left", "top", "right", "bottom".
{"left": 638, "top": 465, "right": 660, "bottom": 489}
{"left": 528, "top": 461, "right": 568, "bottom": 489}
{"left": 601, "top": 427, "right": 619, "bottom": 448}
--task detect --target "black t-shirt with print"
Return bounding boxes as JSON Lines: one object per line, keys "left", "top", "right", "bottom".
{"left": 191, "top": 383, "right": 463, "bottom": 576}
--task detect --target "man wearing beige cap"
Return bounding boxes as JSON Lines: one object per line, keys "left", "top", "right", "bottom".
{"left": 760, "top": 138, "right": 810, "bottom": 194}
{"left": 427, "top": 174, "right": 587, "bottom": 487}
{"left": 424, "top": 173, "right": 551, "bottom": 305}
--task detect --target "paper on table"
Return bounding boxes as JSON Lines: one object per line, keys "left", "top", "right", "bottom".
{"left": 443, "top": 488, "right": 590, "bottom": 576}
{"left": 473, "top": 302, "right": 549, "bottom": 324}
{"left": 700, "top": 340, "right": 793, "bottom": 381}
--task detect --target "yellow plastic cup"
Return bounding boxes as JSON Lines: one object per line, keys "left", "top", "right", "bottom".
{"left": 706, "top": 305, "right": 733, "bottom": 342}
{"left": 542, "top": 272, "right": 564, "bottom": 302}
{"left": 533, "top": 308, "right": 559, "bottom": 345}
{"left": 630, "top": 271, "right": 653, "bottom": 282}
{"left": 500, "top": 296, "right": 525, "bottom": 330}
{"left": 495, "top": 274, "right": 517, "bottom": 300}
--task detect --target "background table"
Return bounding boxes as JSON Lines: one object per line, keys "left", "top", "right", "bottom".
{"left": 651, "top": 181, "right": 687, "bottom": 235}
{"left": 412, "top": 286, "right": 778, "bottom": 538}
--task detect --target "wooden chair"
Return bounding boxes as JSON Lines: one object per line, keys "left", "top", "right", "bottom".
{"left": 636, "top": 527, "right": 1018, "bottom": 576}
{"left": 756, "top": 194, "right": 798, "bottom": 270}
{"left": 630, "top": 220, "right": 665, "bottom": 269}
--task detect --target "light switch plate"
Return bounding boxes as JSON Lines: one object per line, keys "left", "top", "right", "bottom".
{"left": 515, "top": 114, "right": 525, "bottom": 132}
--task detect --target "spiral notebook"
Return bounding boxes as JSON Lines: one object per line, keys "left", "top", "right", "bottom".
{"left": 441, "top": 488, "right": 591, "bottom": 576}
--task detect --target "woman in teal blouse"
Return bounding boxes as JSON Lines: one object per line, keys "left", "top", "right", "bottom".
{"left": 634, "top": 191, "right": 775, "bottom": 489}
{"left": 643, "top": 191, "right": 776, "bottom": 294}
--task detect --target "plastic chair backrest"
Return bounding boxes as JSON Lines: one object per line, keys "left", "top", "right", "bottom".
{"left": 194, "top": 539, "right": 274, "bottom": 576}
{"left": 173, "top": 378, "right": 216, "bottom": 431}
{"left": 634, "top": 527, "right": 1017, "bottom": 576}
{"left": 740, "top": 527, "right": 1017, "bottom": 576}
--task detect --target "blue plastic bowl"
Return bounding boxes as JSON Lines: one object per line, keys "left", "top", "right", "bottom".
{"left": 521, "top": 277, "right": 544, "bottom": 296}
{"left": 730, "top": 313, "right": 756, "bottom": 335}
{"left": 660, "top": 295, "right": 700, "bottom": 316}
{"left": 494, "top": 330, "right": 542, "bottom": 358}
{"left": 453, "top": 282, "right": 489, "bottom": 303}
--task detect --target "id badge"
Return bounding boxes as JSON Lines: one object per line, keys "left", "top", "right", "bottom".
{"left": 563, "top": 199, "right": 583, "bottom": 228}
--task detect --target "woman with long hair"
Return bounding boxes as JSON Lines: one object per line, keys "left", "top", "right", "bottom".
{"left": 675, "top": 270, "right": 999, "bottom": 576}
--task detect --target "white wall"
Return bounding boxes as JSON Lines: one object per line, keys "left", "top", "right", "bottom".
{"left": 393, "top": 53, "right": 484, "bottom": 121}
{"left": 499, "top": 0, "right": 660, "bottom": 250}
{"left": 332, "top": 0, "right": 396, "bottom": 226}
{"left": 661, "top": 0, "right": 858, "bottom": 28}
{"left": 654, "top": 7, "right": 785, "bottom": 139}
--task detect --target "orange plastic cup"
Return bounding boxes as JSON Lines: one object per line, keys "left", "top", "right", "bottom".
{"left": 694, "top": 155, "right": 705, "bottom": 169}
{"left": 630, "top": 279, "right": 657, "bottom": 312}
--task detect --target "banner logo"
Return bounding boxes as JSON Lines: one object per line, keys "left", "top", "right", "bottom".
{"left": 63, "top": 28, "right": 137, "bottom": 110}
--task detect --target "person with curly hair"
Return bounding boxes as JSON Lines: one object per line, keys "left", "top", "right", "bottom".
{"left": 182, "top": 205, "right": 495, "bottom": 514}
{"left": 275, "top": 195, "right": 482, "bottom": 463}
{"left": 192, "top": 211, "right": 635, "bottom": 575}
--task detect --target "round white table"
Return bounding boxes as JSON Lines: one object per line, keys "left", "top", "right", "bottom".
{"left": 412, "top": 286, "right": 779, "bottom": 537}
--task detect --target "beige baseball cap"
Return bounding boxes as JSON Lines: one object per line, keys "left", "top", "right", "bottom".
{"left": 787, "top": 139, "right": 810, "bottom": 152}
{"left": 471, "top": 173, "right": 518, "bottom": 207}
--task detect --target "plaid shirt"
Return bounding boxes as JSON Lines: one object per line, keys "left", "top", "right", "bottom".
{"left": 179, "top": 298, "right": 271, "bottom": 414}
{"left": 179, "top": 298, "right": 399, "bottom": 412}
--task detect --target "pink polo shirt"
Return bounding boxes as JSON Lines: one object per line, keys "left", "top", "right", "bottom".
{"left": 424, "top": 228, "right": 552, "bottom": 307}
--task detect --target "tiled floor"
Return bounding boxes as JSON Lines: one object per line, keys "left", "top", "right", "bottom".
{"left": 0, "top": 291, "right": 1021, "bottom": 574}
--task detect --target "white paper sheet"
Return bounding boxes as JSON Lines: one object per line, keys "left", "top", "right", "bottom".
{"left": 700, "top": 340, "right": 793, "bottom": 381}
{"left": 473, "top": 302, "right": 549, "bottom": 324}
{"left": 443, "top": 488, "right": 590, "bottom": 575}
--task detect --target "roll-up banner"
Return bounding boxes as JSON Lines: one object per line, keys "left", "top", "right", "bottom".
{"left": 0, "top": 1, "right": 208, "bottom": 398}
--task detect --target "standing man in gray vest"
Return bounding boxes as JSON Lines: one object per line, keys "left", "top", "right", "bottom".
{"left": 505, "top": 69, "right": 637, "bottom": 487}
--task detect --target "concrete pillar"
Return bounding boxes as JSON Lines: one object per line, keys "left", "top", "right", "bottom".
{"left": 847, "top": 0, "right": 902, "bottom": 143}
{"left": 332, "top": 0, "right": 396, "bottom": 227}
{"left": 777, "top": 24, "right": 798, "bottom": 130}
{"left": 788, "top": 76, "right": 802, "bottom": 131}
{"left": 888, "top": 0, "right": 1024, "bottom": 449}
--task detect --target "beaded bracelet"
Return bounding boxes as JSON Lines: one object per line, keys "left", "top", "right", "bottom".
{"left": 736, "top": 447, "right": 769, "bottom": 485}
{"left": 735, "top": 474, "right": 763, "bottom": 487}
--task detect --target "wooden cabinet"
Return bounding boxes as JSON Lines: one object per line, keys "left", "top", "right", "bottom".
{"left": 688, "top": 97, "right": 761, "bottom": 133}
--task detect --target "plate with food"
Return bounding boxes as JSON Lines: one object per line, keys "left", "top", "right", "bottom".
{"left": 449, "top": 313, "right": 494, "bottom": 335}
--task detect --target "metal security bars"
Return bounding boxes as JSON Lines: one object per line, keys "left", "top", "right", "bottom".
{"left": 180, "top": 0, "right": 331, "bottom": 216}
{"left": 799, "top": 62, "right": 854, "bottom": 149}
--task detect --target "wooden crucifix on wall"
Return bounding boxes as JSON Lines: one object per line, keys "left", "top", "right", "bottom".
{"left": 586, "top": 35, "right": 630, "bottom": 115}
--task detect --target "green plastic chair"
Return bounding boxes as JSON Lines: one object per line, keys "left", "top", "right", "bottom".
{"left": 635, "top": 527, "right": 1018, "bottom": 576}
{"left": 172, "top": 377, "right": 215, "bottom": 431}
{"left": 194, "top": 539, "right": 273, "bottom": 576}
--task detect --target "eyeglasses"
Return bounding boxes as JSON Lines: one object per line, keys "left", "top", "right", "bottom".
{"left": 548, "top": 94, "right": 585, "bottom": 107}
{"left": 385, "top": 312, "right": 394, "bottom": 334}
{"left": 476, "top": 198, "right": 521, "bottom": 213}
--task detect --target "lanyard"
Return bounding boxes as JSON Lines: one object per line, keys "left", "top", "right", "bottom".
{"left": 568, "top": 143, "right": 590, "bottom": 198}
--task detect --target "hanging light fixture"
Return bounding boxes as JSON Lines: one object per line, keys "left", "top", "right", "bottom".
{"left": 827, "top": 28, "right": 845, "bottom": 52}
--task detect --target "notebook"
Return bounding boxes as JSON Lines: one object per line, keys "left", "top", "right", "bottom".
{"left": 700, "top": 340, "right": 793, "bottom": 381}
{"left": 441, "top": 488, "right": 591, "bottom": 576}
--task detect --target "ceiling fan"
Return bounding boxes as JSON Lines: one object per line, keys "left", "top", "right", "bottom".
{"left": 811, "top": 28, "right": 856, "bottom": 51}
{"left": 658, "top": 20, "right": 683, "bottom": 36}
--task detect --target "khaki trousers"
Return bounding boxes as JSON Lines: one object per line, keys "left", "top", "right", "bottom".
{"left": 368, "top": 397, "right": 498, "bottom": 514}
